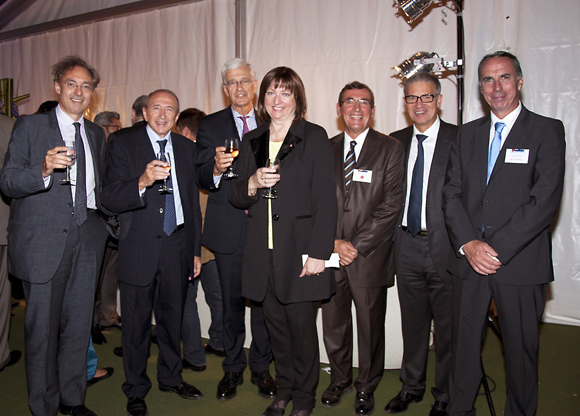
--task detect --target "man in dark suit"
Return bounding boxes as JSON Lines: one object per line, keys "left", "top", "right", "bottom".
{"left": 0, "top": 56, "right": 110, "bottom": 416}
{"left": 101, "top": 89, "right": 203, "bottom": 416}
{"left": 443, "top": 51, "right": 565, "bottom": 416}
{"left": 321, "top": 81, "right": 405, "bottom": 416}
{"left": 195, "top": 58, "right": 275, "bottom": 400}
{"left": 385, "top": 73, "right": 458, "bottom": 416}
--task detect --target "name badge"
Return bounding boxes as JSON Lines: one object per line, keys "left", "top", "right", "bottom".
{"left": 353, "top": 169, "right": 372, "bottom": 183}
{"left": 505, "top": 149, "right": 529, "bottom": 164}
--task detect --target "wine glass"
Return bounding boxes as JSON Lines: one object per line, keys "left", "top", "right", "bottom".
{"left": 223, "top": 137, "right": 239, "bottom": 179}
{"left": 263, "top": 158, "right": 280, "bottom": 199}
{"left": 60, "top": 142, "right": 76, "bottom": 184}
{"left": 156, "top": 152, "right": 173, "bottom": 193}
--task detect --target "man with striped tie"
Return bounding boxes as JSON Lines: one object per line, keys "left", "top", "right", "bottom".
{"left": 321, "top": 81, "right": 405, "bottom": 416}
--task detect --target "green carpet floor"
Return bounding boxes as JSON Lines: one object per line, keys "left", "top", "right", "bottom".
{"left": 1, "top": 303, "right": 579, "bottom": 415}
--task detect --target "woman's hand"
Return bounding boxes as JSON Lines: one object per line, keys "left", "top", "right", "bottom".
{"left": 247, "top": 165, "right": 280, "bottom": 195}
{"left": 300, "top": 257, "right": 325, "bottom": 277}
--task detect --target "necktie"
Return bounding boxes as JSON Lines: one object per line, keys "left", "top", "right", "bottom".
{"left": 487, "top": 122, "right": 506, "bottom": 184}
{"left": 344, "top": 140, "right": 357, "bottom": 193}
{"left": 239, "top": 116, "right": 250, "bottom": 137}
{"left": 157, "top": 139, "right": 177, "bottom": 236}
{"left": 72, "top": 122, "right": 87, "bottom": 226}
{"left": 407, "top": 134, "right": 427, "bottom": 237}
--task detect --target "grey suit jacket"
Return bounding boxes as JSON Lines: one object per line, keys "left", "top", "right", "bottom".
{"left": 0, "top": 115, "right": 15, "bottom": 246}
{"left": 332, "top": 128, "right": 405, "bottom": 288}
{"left": 391, "top": 120, "right": 458, "bottom": 282}
{"left": 0, "top": 109, "right": 108, "bottom": 283}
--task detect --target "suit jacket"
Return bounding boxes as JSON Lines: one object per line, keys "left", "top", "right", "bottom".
{"left": 0, "top": 115, "right": 15, "bottom": 245}
{"left": 229, "top": 118, "right": 338, "bottom": 304}
{"left": 101, "top": 125, "right": 202, "bottom": 286}
{"left": 391, "top": 120, "right": 458, "bottom": 283}
{"left": 0, "top": 109, "right": 108, "bottom": 283}
{"left": 332, "top": 128, "right": 405, "bottom": 287}
{"left": 195, "top": 107, "right": 254, "bottom": 254}
{"left": 443, "top": 106, "right": 565, "bottom": 285}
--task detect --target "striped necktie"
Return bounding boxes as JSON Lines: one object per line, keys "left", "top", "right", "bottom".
{"left": 344, "top": 140, "right": 357, "bottom": 193}
{"left": 239, "top": 116, "right": 250, "bottom": 137}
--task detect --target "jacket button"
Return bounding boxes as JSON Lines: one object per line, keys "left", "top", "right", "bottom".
{"left": 273, "top": 214, "right": 279, "bottom": 221}
{"left": 272, "top": 189, "right": 277, "bottom": 195}
{"left": 63, "top": 229, "right": 68, "bottom": 233}
{"left": 160, "top": 208, "right": 164, "bottom": 213}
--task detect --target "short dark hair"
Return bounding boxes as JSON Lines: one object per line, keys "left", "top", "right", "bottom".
{"left": 176, "top": 108, "right": 206, "bottom": 138}
{"left": 147, "top": 89, "right": 180, "bottom": 114}
{"left": 94, "top": 111, "right": 120, "bottom": 127}
{"left": 403, "top": 72, "right": 441, "bottom": 95}
{"left": 338, "top": 81, "right": 375, "bottom": 108}
{"left": 132, "top": 95, "right": 149, "bottom": 117}
{"left": 52, "top": 55, "right": 100, "bottom": 87}
{"left": 36, "top": 100, "right": 59, "bottom": 114}
{"left": 257, "top": 67, "right": 307, "bottom": 122}
{"left": 477, "top": 51, "right": 523, "bottom": 85}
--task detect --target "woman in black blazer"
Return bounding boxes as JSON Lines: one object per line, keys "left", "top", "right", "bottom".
{"left": 229, "top": 67, "right": 337, "bottom": 416}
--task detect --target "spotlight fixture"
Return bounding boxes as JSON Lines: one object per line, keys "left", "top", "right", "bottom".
{"left": 394, "top": 0, "right": 434, "bottom": 23}
{"left": 394, "top": 51, "right": 437, "bottom": 79}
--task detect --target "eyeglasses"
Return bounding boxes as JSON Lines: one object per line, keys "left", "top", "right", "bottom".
{"left": 341, "top": 98, "right": 372, "bottom": 108}
{"left": 103, "top": 124, "right": 121, "bottom": 131}
{"left": 404, "top": 94, "right": 438, "bottom": 104}
{"left": 61, "top": 79, "right": 94, "bottom": 92}
{"left": 225, "top": 78, "right": 252, "bottom": 88}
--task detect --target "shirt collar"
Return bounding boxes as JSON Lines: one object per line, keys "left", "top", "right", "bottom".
{"left": 491, "top": 101, "right": 522, "bottom": 128}
{"left": 412, "top": 116, "right": 440, "bottom": 140}
{"left": 56, "top": 104, "right": 85, "bottom": 128}
{"left": 231, "top": 106, "right": 255, "bottom": 120}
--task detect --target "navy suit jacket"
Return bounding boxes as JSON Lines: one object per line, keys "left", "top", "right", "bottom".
{"left": 101, "top": 125, "right": 202, "bottom": 286}
{"left": 443, "top": 106, "right": 565, "bottom": 285}
{"left": 391, "top": 120, "right": 458, "bottom": 283}
{"left": 0, "top": 109, "right": 108, "bottom": 283}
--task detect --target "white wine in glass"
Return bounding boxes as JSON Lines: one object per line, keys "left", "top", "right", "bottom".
{"left": 224, "top": 137, "right": 239, "bottom": 179}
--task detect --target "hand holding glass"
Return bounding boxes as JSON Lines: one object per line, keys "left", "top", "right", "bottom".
{"left": 60, "top": 143, "right": 76, "bottom": 184}
{"left": 263, "top": 158, "right": 280, "bottom": 199}
{"left": 223, "top": 137, "right": 239, "bottom": 179}
{"left": 156, "top": 152, "right": 173, "bottom": 193}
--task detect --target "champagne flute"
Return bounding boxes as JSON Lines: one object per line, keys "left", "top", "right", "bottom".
{"left": 60, "top": 142, "right": 76, "bottom": 184}
{"left": 223, "top": 137, "right": 239, "bottom": 179}
{"left": 157, "top": 152, "right": 173, "bottom": 193}
{"left": 263, "top": 157, "right": 280, "bottom": 199}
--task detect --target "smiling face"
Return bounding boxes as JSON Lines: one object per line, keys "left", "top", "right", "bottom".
{"left": 142, "top": 91, "right": 179, "bottom": 138}
{"left": 337, "top": 88, "right": 375, "bottom": 139}
{"left": 223, "top": 66, "right": 258, "bottom": 116}
{"left": 54, "top": 66, "right": 94, "bottom": 121}
{"left": 264, "top": 82, "right": 297, "bottom": 124}
{"left": 479, "top": 56, "right": 523, "bottom": 119}
{"left": 404, "top": 81, "right": 442, "bottom": 133}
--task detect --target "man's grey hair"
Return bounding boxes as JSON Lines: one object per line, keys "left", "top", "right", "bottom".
{"left": 132, "top": 95, "right": 149, "bottom": 117}
{"left": 94, "top": 111, "right": 120, "bottom": 127}
{"left": 403, "top": 72, "right": 442, "bottom": 96}
{"left": 221, "top": 58, "right": 256, "bottom": 85}
{"left": 477, "top": 51, "right": 523, "bottom": 86}
{"left": 52, "top": 55, "right": 100, "bottom": 88}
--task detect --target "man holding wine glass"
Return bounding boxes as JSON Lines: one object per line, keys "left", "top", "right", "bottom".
{"left": 196, "top": 58, "right": 275, "bottom": 401}
{"left": 101, "top": 89, "right": 203, "bottom": 416}
{"left": 0, "top": 56, "right": 110, "bottom": 416}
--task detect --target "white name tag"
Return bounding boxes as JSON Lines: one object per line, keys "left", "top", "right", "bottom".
{"left": 505, "top": 149, "right": 529, "bottom": 164}
{"left": 353, "top": 169, "right": 372, "bottom": 183}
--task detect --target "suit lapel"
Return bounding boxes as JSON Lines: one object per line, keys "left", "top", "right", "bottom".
{"left": 475, "top": 116, "right": 492, "bottom": 190}
{"left": 249, "top": 125, "right": 270, "bottom": 169}
{"left": 333, "top": 133, "right": 346, "bottom": 207}
{"left": 356, "top": 129, "right": 378, "bottom": 168}
{"left": 426, "top": 123, "right": 453, "bottom": 194}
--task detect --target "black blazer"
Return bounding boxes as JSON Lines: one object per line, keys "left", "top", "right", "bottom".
{"left": 101, "top": 125, "right": 202, "bottom": 286}
{"left": 0, "top": 109, "right": 108, "bottom": 283}
{"left": 195, "top": 107, "right": 255, "bottom": 254}
{"left": 332, "top": 128, "right": 405, "bottom": 287}
{"left": 391, "top": 120, "right": 458, "bottom": 283}
{"left": 229, "top": 119, "right": 338, "bottom": 304}
{"left": 443, "top": 106, "right": 565, "bottom": 285}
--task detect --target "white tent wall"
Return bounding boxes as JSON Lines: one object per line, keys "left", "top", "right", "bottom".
{"left": 0, "top": 1, "right": 578, "bottom": 364}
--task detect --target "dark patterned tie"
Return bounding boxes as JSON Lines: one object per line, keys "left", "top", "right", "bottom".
{"left": 239, "top": 116, "right": 250, "bottom": 137}
{"left": 487, "top": 122, "right": 506, "bottom": 184}
{"left": 72, "top": 122, "right": 87, "bottom": 226}
{"left": 407, "top": 134, "right": 427, "bottom": 237}
{"left": 157, "top": 139, "right": 177, "bottom": 236}
{"left": 344, "top": 140, "right": 357, "bottom": 193}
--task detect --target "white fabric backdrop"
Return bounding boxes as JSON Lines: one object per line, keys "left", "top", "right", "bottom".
{"left": 1, "top": 0, "right": 579, "bottom": 366}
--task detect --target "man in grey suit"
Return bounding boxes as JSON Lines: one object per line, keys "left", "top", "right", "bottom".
{"left": 443, "top": 51, "right": 565, "bottom": 416}
{"left": 386, "top": 72, "right": 457, "bottom": 416}
{"left": 321, "top": 81, "right": 405, "bottom": 416}
{"left": 0, "top": 113, "right": 21, "bottom": 373}
{"left": 0, "top": 56, "right": 109, "bottom": 416}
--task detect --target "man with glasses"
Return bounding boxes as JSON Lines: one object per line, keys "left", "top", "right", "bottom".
{"left": 0, "top": 56, "right": 109, "bottom": 416}
{"left": 386, "top": 72, "right": 458, "bottom": 416}
{"left": 321, "top": 81, "right": 405, "bottom": 416}
{"left": 94, "top": 111, "right": 122, "bottom": 140}
{"left": 195, "top": 58, "right": 275, "bottom": 401}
